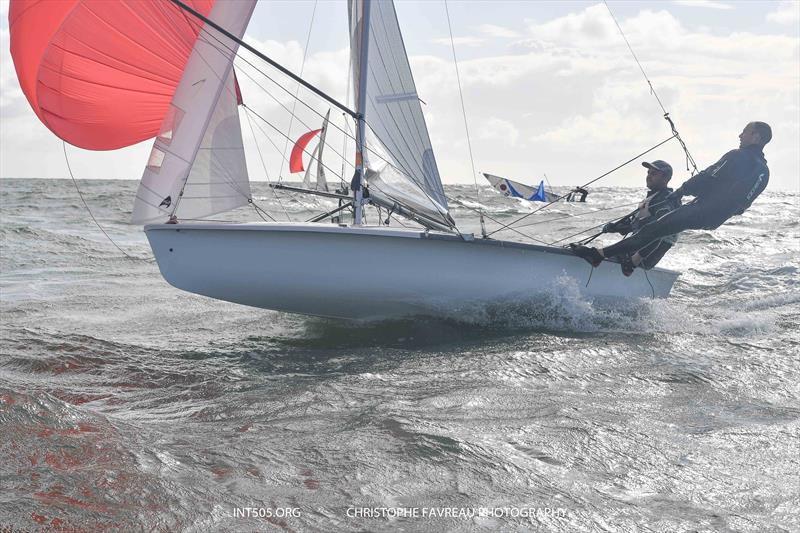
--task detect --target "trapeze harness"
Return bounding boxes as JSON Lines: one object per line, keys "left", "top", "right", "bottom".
{"left": 605, "top": 187, "right": 679, "bottom": 269}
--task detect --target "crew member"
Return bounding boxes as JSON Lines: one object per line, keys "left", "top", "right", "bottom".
{"left": 596, "top": 160, "right": 679, "bottom": 275}
{"left": 566, "top": 186, "right": 589, "bottom": 202}
{"left": 571, "top": 121, "right": 771, "bottom": 268}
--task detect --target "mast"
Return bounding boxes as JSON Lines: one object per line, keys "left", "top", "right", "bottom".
{"left": 352, "top": 0, "right": 372, "bottom": 226}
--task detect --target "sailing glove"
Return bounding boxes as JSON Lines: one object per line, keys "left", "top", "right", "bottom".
{"left": 602, "top": 222, "right": 618, "bottom": 233}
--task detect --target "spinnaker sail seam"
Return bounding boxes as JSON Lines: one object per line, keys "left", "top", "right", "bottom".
{"left": 76, "top": 2, "right": 199, "bottom": 82}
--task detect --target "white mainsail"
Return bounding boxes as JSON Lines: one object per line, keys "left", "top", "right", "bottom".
{"left": 348, "top": 0, "right": 452, "bottom": 227}
{"left": 131, "top": 0, "right": 256, "bottom": 224}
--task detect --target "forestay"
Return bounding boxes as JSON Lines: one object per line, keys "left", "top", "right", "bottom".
{"left": 131, "top": 0, "right": 256, "bottom": 224}
{"left": 348, "top": 0, "right": 451, "bottom": 227}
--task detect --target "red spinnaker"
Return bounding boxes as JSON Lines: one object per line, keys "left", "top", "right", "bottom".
{"left": 8, "top": 0, "right": 216, "bottom": 150}
{"left": 289, "top": 129, "right": 322, "bottom": 173}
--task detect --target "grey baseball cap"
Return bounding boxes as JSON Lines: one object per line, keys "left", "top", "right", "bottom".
{"left": 642, "top": 160, "right": 673, "bottom": 179}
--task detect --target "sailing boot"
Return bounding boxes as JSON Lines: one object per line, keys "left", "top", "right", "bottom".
{"left": 620, "top": 255, "right": 636, "bottom": 277}
{"left": 569, "top": 244, "right": 604, "bottom": 267}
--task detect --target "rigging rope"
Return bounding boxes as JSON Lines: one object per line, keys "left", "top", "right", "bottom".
{"left": 243, "top": 107, "right": 286, "bottom": 221}
{"left": 547, "top": 193, "right": 682, "bottom": 246}
{"left": 278, "top": 0, "right": 318, "bottom": 183}
{"left": 62, "top": 142, "right": 151, "bottom": 261}
{"left": 206, "top": 27, "right": 457, "bottom": 231}
{"left": 514, "top": 200, "right": 640, "bottom": 230}
{"left": 243, "top": 104, "right": 348, "bottom": 187}
{"left": 549, "top": 223, "right": 607, "bottom": 246}
{"left": 454, "top": 202, "right": 553, "bottom": 246}
{"left": 473, "top": 0, "right": 703, "bottom": 245}
{"left": 485, "top": 134, "right": 676, "bottom": 237}
{"left": 444, "top": 0, "right": 485, "bottom": 237}
{"left": 603, "top": 0, "right": 698, "bottom": 175}
{"left": 181, "top": 2, "right": 459, "bottom": 233}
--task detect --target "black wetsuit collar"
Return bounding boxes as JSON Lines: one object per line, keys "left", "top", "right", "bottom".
{"left": 743, "top": 144, "right": 766, "bottom": 161}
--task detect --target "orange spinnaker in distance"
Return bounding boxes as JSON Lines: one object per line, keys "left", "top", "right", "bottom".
{"left": 9, "top": 0, "right": 215, "bottom": 150}
{"left": 290, "top": 129, "right": 322, "bottom": 173}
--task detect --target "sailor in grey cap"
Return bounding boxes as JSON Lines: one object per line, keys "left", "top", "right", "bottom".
{"left": 578, "top": 159, "right": 679, "bottom": 276}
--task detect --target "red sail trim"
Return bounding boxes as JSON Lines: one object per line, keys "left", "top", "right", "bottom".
{"left": 233, "top": 69, "right": 243, "bottom": 106}
{"left": 289, "top": 129, "right": 321, "bottom": 173}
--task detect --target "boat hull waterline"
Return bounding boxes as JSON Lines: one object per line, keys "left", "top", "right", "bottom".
{"left": 144, "top": 223, "right": 680, "bottom": 320}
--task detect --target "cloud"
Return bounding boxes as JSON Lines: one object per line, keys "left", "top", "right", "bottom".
{"left": 0, "top": 29, "right": 25, "bottom": 109}
{"left": 431, "top": 36, "right": 485, "bottom": 47}
{"left": 476, "top": 117, "right": 520, "bottom": 146}
{"left": 409, "top": 3, "right": 799, "bottom": 189}
{"left": 477, "top": 24, "right": 521, "bottom": 39}
{"left": 766, "top": 1, "right": 800, "bottom": 25}
{"left": 674, "top": 0, "right": 734, "bottom": 10}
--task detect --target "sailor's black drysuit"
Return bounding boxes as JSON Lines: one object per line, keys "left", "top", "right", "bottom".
{"left": 601, "top": 145, "right": 770, "bottom": 259}
{"left": 606, "top": 187, "right": 678, "bottom": 269}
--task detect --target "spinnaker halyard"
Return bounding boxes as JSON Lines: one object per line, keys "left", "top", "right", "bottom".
{"left": 8, "top": 0, "right": 681, "bottom": 319}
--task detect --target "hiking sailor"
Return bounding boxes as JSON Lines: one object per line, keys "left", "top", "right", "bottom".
{"left": 571, "top": 121, "right": 771, "bottom": 269}
{"left": 597, "top": 159, "right": 679, "bottom": 276}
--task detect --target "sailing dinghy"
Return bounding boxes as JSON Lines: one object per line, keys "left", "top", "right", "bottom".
{"left": 484, "top": 173, "right": 555, "bottom": 203}
{"left": 10, "top": 0, "right": 679, "bottom": 320}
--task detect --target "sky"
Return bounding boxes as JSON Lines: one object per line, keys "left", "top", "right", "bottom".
{"left": 1, "top": 0, "right": 798, "bottom": 191}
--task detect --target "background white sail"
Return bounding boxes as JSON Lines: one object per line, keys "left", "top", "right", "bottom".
{"left": 303, "top": 110, "right": 330, "bottom": 192}
{"left": 348, "top": 0, "right": 452, "bottom": 227}
{"left": 131, "top": 0, "right": 256, "bottom": 224}
{"left": 315, "top": 109, "right": 330, "bottom": 192}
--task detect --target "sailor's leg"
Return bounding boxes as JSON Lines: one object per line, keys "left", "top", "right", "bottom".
{"left": 601, "top": 203, "right": 704, "bottom": 259}
{"left": 638, "top": 239, "right": 674, "bottom": 269}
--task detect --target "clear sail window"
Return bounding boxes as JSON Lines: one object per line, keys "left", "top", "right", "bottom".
{"left": 146, "top": 147, "right": 166, "bottom": 173}
{"left": 157, "top": 106, "right": 185, "bottom": 145}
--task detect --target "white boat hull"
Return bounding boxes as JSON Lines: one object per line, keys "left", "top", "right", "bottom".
{"left": 144, "top": 223, "right": 679, "bottom": 320}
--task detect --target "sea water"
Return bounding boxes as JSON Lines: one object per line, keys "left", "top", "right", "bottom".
{"left": 1, "top": 179, "right": 798, "bottom": 532}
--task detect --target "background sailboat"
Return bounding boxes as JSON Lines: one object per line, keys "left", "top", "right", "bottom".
{"left": 484, "top": 173, "right": 555, "bottom": 203}
{"left": 290, "top": 110, "right": 331, "bottom": 192}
